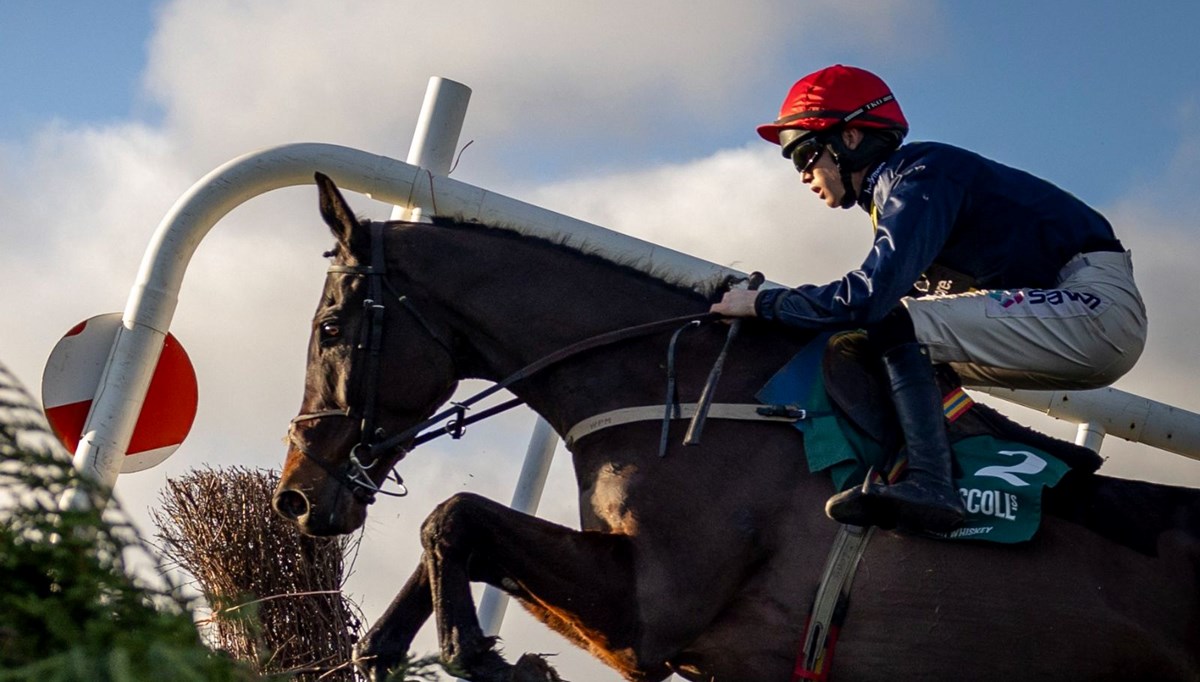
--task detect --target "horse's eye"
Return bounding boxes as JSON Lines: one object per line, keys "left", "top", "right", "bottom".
{"left": 320, "top": 322, "right": 341, "bottom": 342}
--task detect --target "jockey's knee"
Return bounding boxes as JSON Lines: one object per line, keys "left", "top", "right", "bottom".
{"left": 1090, "top": 334, "right": 1144, "bottom": 386}
{"left": 952, "top": 351, "right": 1134, "bottom": 391}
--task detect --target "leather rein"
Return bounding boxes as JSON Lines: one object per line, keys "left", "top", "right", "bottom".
{"left": 287, "top": 221, "right": 721, "bottom": 505}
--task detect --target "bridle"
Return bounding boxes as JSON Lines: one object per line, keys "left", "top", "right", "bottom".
{"left": 287, "top": 221, "right": 721, "bottom": 506}
{"left": 288, "top": 222, "right": 457, "bottom": 505}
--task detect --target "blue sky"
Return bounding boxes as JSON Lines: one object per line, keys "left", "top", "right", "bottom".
{"left": 0, "top": 2, "right": 157, "bottom": 136}
{"left": 5, "top": 1, "right": 1199, "bottom": 204}
{"left": 3, "top": 2, "right": 1199, "bottom": 680}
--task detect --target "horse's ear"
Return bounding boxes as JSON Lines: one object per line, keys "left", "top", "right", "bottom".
{"left": 315, "top": 172, "right": 358, "bottom": 248}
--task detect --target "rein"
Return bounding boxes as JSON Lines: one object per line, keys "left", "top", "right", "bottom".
{"left": 370, "top": 310, "right": 722, "bottom": 456}
{"left": 288, "top": 220, "right": 722, "bottom": 504}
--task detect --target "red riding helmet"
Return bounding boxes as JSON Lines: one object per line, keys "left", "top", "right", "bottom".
{"left": 757, "top": 65, "right": 908, "bottom": 156}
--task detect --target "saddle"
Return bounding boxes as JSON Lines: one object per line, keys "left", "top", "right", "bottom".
{"left": 820, "top": 331, "right": 1103, "bottom": 476}
{"left": 819, "top": 331, "right": 1200, "bottom": 556}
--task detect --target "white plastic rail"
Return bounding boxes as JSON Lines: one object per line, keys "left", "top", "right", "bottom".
{"left": 976, "top": 385, "right": 1200, "bottom": 461}
{"left": 56, "top": 143, "right": 740, "bottom": 510}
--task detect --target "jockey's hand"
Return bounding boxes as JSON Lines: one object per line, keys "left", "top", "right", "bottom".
{"left": 710, "top": 288, "right": 759, "bottom": 318}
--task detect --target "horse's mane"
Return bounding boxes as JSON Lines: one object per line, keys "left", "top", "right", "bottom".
{"left": 422, "top": 215, "right": 736, "bottom": 302}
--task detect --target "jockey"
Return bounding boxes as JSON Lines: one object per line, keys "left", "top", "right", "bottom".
{"left": 712, "top": 64, "right": 1147, "bottom": 534}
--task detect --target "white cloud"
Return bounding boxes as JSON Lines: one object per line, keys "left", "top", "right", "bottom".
{"left": 139, "top": 0, "right": 941, "bottom": 181}
{"left": 526, "top": 143, "right": 872, "bottom": 286}
{"left": 143, "top": 0, "right": 796, "bottom": 158}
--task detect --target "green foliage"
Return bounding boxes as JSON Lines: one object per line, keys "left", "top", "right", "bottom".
{"left": 0, "top": 375, "right": 255, "bottom": 681}
{"left": 384, "top": 654, "right": 449, "bottom": 682}
{"left": 0, "top": 363, "right": 447, "bottom": 681}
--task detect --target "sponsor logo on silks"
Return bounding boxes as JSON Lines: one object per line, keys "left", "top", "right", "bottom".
{"left": 987, "top": 290, "right": 1026, "bottom": 308}
{"left": 914, "top": 275, "right": 958, "bottom": 297}
{"left": 1027, "top": 289, "right": 1104, "bottom": 309}
{"left": 988, "top": 288, "right": 1104, "bottom": 310}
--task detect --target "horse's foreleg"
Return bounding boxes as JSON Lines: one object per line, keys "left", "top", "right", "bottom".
{"left": 423, "top": 503, "right": 513, "bottom": 681}
{"left": 355, "top": 562, "right": 433, "bottom": 681}
{"left": 417, "top": 492, "right": 660, "bottom": 682}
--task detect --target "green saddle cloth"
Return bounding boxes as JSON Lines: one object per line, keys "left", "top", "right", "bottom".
{"left": 757, "top": 337, "right": 1069, "bottom": 544}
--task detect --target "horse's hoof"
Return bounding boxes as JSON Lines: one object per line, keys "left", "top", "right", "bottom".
{"left": 511, "top": 653, "right": 565, "bottom": 682}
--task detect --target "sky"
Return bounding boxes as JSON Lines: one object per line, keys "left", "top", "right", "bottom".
{"left": 3, "top": 1, "right": 1200, "bottom": 680}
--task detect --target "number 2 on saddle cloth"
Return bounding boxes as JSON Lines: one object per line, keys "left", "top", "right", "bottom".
{"left": 756, "top": 330, "right": 1085, "bottom": 544}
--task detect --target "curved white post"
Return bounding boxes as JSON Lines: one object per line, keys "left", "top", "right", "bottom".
{"left": 59, "top": 145, "right": 415, "bottom": 510}
{"left": 58, "top": 140, "right": 743, "bottom": 511}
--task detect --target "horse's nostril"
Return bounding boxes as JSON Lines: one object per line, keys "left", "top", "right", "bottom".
{"left": 273, "top": 489, "right": 310, "bottom": 521}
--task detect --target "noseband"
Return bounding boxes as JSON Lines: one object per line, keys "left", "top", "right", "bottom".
{"left": 289, "top": 222, "right": 454, "bottom": 505}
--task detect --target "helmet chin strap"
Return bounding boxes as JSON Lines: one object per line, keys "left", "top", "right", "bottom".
{"left": 826, "top": 135, "right": 860, "bottom": 209}
{"left": 837, "top": 165, "right": 858, "bottom": 209}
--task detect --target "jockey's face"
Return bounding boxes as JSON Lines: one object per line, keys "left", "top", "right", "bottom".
{"left": 799, "top": 127, "right": 864, "bottom": 209}
{"left": 801, "top": 148, "right": 844, "bottom": 208}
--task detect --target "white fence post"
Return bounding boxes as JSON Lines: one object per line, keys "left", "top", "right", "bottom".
{"left": 392, "top": 77, "right": 471, "bottom": 223}
{"left": 1075, "top": 422, "right": 1106, "bottom": 452}
{"left": 388, "top": 75, "right": 562, "bottom": 641}
{"left": 976, "top": 385, "right": 1200, "bottom": 460}
{"left": 477, "top": 417, "right": 559, "bottom": 636}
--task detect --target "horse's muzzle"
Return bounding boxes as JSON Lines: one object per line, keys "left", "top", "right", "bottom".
{"left": 273, "top": 488, "right": 310, "bottom": 522}
{"left": 272, "top": 481, "right": 368, "bottom": 536}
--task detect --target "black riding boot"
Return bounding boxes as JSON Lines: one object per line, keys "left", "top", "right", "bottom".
{"left": 826, "top": 342, "right": 966, "bottom": 533}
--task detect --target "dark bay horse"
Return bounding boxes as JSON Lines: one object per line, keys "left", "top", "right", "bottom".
{"left": 274, "top": 174, "right": 1200, "bottom": 682}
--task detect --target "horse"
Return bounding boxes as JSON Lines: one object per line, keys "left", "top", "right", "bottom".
{"left": 274, "top": 173, "right": 1200, "bottom": 682}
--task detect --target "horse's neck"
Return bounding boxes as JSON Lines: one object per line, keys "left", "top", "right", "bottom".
{"left": 408, "top": 224, "right": 703, "bottom": 357}
{"left": 396, "top": 223, "right": 718, "bottom": 428}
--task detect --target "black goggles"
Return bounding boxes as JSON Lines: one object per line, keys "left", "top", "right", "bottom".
{"left": 779, "top": 128, "right": 828, "bottom": 174}
{"left": 789, "top": 136, "right": 827, "bottom": 174}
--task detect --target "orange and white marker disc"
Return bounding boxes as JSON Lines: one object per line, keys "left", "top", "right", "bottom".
{"left": 42, "top": 313, "right": 198, "bottom": 472}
